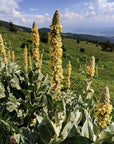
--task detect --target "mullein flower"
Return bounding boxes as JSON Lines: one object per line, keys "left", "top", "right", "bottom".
{"left": 29, "top": 55, "right": 32, "bottom": 70}
{"left": 0, "top": 34, "right": 4, "bottom": 51}
{"left": 39, "top": 49, "right": 44, "bottom": 71}
{"left": 7, "top": 50, "right": 11, "bottom": 60}
{"left": 48, "top": 10, "right": 63, "bottom": 94}
{"left": 12, "top": 50, "right": 15, "bottom": 62}
{"left": 95, "top": 64, "right": 98, "bottom": 77}
{"left": 86, "top": 56, "right": 95, "bottom": 77}
{"left": 0, "top": 34, "right": 7, "bottom": 65}
{"left": 66, "top": 61, "right": 71, "bottom": 88}
{"left": 31, "top": 22, "right": 39, "bottom": 62}
{"left": 24, "top": 46, "right": 28, "bottom": 73}
{"left": 95, "top": 86, "right": 113, "bottom": 129}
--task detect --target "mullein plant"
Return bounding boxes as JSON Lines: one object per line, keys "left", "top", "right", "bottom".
{"left": 12, "top": 50, "right": 15, "bottom": 62}
{"left": 31, "top": 22, "right": 40, "bottom": 69}
{"left": 95, "top": 86, "right": 113, "bottom": 129}
{"left": 95, "top": 64, "right": 98, "bottom": 77}
{"left": 84, "top": 56, "right": 95, "bottom": 99}
{"left": 29, "top": 55, "right": 32, "bottom": 70}
{"left": 47, "top": 10, "right": 66, "bottom": 138}
{"left": 0, "top": 34, "right": 8, "bottom": 67}
{"left": 7, "top": 50, "right": 11, "bottom": 61}
{"left": 39, "top": 49, "right": 44, "bottom": 71}
{"left": 66, "top": 61, "right": 71, "bottom": 89}
{"left": 48, "top": 10, "right": 63, "bottom": 96}
{"left": 24, "top": 46, "right": 28, "bottom": 73}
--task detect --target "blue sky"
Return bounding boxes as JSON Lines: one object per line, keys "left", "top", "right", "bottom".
{"left": 0, "top": 0, "right": 114, "bottom": 33}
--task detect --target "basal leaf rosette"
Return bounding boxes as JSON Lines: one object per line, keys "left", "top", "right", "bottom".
{"left": 95, "top": 86, "right": 113, "bottom": 129}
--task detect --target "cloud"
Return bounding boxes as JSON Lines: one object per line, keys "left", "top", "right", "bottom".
{"left": 29, "top": 8, "right": 38, "bottom": 11}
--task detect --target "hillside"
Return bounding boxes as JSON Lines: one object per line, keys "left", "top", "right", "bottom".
{"left": 0, "top": 26, "right": 114, "bottom": 104}
{"left": 0, "top": 20, "right": 114, "bottom": 42}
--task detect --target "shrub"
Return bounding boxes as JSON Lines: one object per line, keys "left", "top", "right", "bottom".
{"left": 80, "top": 48, "right": 85, "bottom": 52}
{"left": 40, "top": 32, "right": 48, "bottom": 43}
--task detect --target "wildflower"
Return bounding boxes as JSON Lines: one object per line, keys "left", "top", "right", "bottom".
{"left": 48, "top": 10, "right": 63, "bottom": 94}
{"left": 24, "top": 46, "right": 28, "bottom": 73}
{"left": 95, "top": 86, "right": 113, "bottom": 129}
{"left": 86, "top": 56, "right": 95, "bottom": 77}
{"left": 0, "top": 34, "right": 7, "bottom": 65}
{"left": 31, "top": 22, "right": 39, "bottom": 62}
{"left": 29, "top": 55, "right": 32, "bottom": 70}
{"left": 7, "top": 50, "right": 11, "bottom": 60}
{"left": 39, "top": 49, "right": 44, "bottom": 71}
{"left": 0, "top": 34, "right": 4, "bottom": 51}
{"left": 66, "top": 61, "right": 71, "bottom": 88}
{"left": 95, "top": 64, "right": 98, "bottom": 77}
{"left": 12, "top": 50, "right": 15, "bottom": 62}
{"left": 31, "top": 118, "right": 36, "bottom": 125}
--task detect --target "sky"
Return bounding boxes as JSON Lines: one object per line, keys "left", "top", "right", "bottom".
{"left": 0, "top": 0, "right": 114, "bottom": 33}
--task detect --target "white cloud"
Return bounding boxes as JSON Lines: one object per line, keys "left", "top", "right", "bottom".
{"left": 29, "top": 8, "right": 38, "bottom": 11}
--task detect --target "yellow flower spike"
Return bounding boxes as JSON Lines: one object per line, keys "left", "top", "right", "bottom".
{"left": 66, "top": 61, "right": 71, "bottom": 88}
{"left": 95, "top": 86, "right": 113, "bottom": 129}
{"left": 24, "top": 46, "right": 28, "bottom": 73}
{"left": 7, "top": 50, "right": 11, "bottom": 60}
{"left": 12, "top": 50, "right": 15, "bottom": 62}
{"left": 0, "top": 34, "right": 7, "bottom": 65}
{"left": 39, "top": 49, "right": 44, "bottom": 71}
{"left": 29, "top": 55, "right": 32, "bottom": 70}
{"left": 0, "top": 34, "right": 4, "bottom": 51}
{"left": 31, "top": 22, "right": 39, "bottom": 62}
{"left": 48, "top": 10, "right": 63, "bottom": 94}
{"left": 86, "top": 56, "right": 95, "bottom": 77}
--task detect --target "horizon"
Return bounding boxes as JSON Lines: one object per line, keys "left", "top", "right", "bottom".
{"left": 0, "top": 0, "right": 114, "bottom": 33}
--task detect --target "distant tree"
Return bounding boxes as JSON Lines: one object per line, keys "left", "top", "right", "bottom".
{"left": 0, "top": 22, "right": 3, "bottom": 27}
{"left": 9, "top": 21, "right": 17, "bottom": 32}
{"left": 77, "top": 39, "right": 80, "bottom": 44}
{"left": 40, "top": 32, "right": 48, "bottom": 43}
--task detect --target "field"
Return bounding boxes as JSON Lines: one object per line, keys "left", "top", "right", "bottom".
{"left": 0, "top": 24, "right": 114, "bottom": 144}
{"left": 0, "top": 26, "right": 114, "bottom": 104}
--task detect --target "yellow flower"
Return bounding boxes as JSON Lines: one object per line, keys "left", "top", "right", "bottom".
{"left": 66, "top": 61, "right": 71, "bottom": 88}
{"left": 31, "top": 118, "right": 36, "bottom": 125}
{"left": 86, "top": 56, "right": 95, "bottom": 77}
{"left": 31, "top": 22, "right": 39, "bottom": 62}
{"left": 29, "top": 55, "right": 32, "bottom": 70}
{"left": 95, "top": 87, "right": 113, "bottom": 129}
{"left": 24, "top": 46, "right": 28, "bottom": 73}
{"left": 7, "top": 50, "right": 11, "bottom": 60}
{"left": 48, "top": 10, "right": 63, "bottom": 94}
{"left": 12, "top": 50, "right": 15, "bottom": 62}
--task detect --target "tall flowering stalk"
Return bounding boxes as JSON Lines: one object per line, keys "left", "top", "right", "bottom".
{"left": 95, "top": 86, "right": 113, "bottom": 129}
{"left": 84, "top": 56, "right": 95, "bottom": 99}
{"left": 95, "top": 64, "right": 98, "bottom": 77}
{"left": 0, "top": 34, "right": 7, "bottom": 65}
{"left": 24, "top": 46, "right": 28, "bottom": 73}
{"left": 7, "top": 50, "right": 11, "bottom": 60}
{"left": 48, "top": 10, "right": 63, "bottom": 94}
{"left": 12, "top": 50, "right": 15, "bottom": 62}
{"left": 31, "top": 22, "right": 39, "bottom": 64}
{"left": 66, "top": 61, "right": 71, "bottom": 88}
{"left": 39, "top": 49, "right": 44, "bottom": 71}
{"left": 86, "top": 56, "right": 95, "bottom": 78}
{"left": 29, "top": 55, "right": 32, "bottom": 70}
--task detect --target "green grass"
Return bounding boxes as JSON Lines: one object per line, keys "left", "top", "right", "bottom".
{"left": 0, "top": 26, "right": 114, "bottom": 105}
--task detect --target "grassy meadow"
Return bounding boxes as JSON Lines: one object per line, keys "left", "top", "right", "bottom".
{"left": 0, "top": 26, "right": 114, "bottom": 105}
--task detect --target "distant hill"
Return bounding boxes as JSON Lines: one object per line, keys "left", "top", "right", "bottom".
{"left": 61, "top": 33, "right": 110, "bottom": 42}
{"left": 0, "top": 20, "right": 114, "bottom": 43}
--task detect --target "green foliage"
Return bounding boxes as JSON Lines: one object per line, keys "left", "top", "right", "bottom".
{"left": 9, "top": 21, "right": 17, "bottom": 32}
{"left": 40, "top": 32, "right": 48, "bottom": 43}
